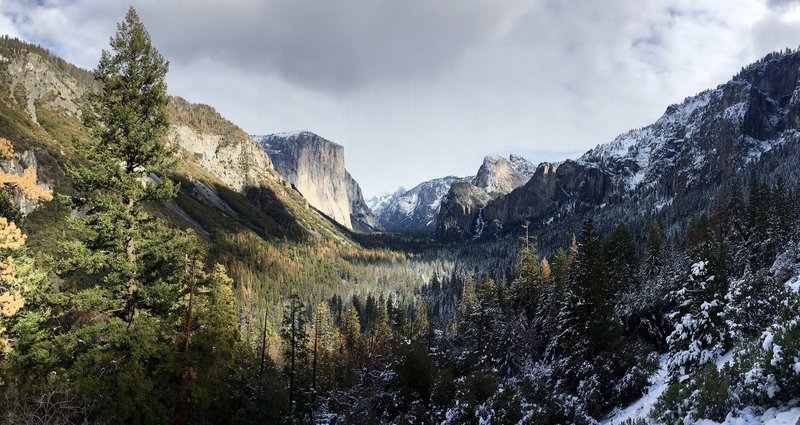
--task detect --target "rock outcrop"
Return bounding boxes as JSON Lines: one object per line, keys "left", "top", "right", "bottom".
{"left": 4, "top": 51, "right": 90, "bottom": 123}
{"left": 435, "top": 154, "right": 536, "bottom": 238}
{"left": 254, "top": 131, "right": 379, "bottom": 231}
{"left": 168, "top": 98, "right": 277, "bottom": 193}
{"left": 346, "top": 170, "right": 382, "bottom": 231}
{"left": 255, "top": 131, "right": 352, "bottom": 228}
{"left": 436, "top": 181, "right": 491, "bottom": 239}
{"left": 473, "top": 154, "right": 535, "bottom": 195}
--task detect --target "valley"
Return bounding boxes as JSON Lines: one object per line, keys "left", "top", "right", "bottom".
{"left": 2, "top": 8, "right": 800, "bottom": 425}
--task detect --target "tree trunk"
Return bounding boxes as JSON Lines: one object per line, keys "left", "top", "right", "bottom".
{"left": 260, "top": 309, "right": 269, "bottom": 376}
{"left": 174, "top": 258, "right": 197, "bottom": 425}
{"left": 125, "top": 197, "right": 138, "bottom": 326}
{"left": 289, "top": 298, "right": 296, "bottom": 412}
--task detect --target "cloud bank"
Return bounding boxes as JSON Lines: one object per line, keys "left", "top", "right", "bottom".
{"left": 1, "top": 0, "right": 799, "bottom": 195}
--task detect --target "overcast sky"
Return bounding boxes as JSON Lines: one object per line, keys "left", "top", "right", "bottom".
{"left": 2, "top": 0, "right": 800, "bottom": 196}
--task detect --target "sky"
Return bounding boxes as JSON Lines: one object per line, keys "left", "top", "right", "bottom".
{"left": 2, "top": 0, "right": 800, "bottom": 196}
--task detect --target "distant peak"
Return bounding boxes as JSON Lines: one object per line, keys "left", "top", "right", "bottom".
{"left": 482, "top": 154, "right": 504, "bottom": 163}
{"left": 509, "top": 154, "right": 528, "bottom": 163}
{"left": 253, "top": 131, "right": 343, "bottom": 149}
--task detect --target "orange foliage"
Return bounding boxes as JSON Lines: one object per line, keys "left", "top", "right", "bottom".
{"left": 0, "top": 137, "right": 53, "bottom": 203}
{"left": 0, "top": 216, "right": 27, "bottom": 356}
{"left": 0, "top": 138, "right": 14, "bottom": 160}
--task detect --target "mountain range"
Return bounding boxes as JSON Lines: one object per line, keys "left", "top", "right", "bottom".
{"left": 301, "top": 49, "right": 800, "bottom": 254}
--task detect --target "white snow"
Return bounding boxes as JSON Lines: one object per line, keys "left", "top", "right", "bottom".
{"left": 602, "top": 354, "right": 669, "bottom": 424}
{"left": 695, "top": 406, "right": 800, "bottom": 425}
{"left": 763, "top": 331, "right": 774, "bottom": 352}
{"left": 603, "top": 352, "right": 740, "bottom": 425}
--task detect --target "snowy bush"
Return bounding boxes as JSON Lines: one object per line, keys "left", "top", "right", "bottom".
{"left": 732, "top": 316, "right": 800, "bottom": 404}
{"left": 652, "top": 363, "right": 732, "bottom": 424}
{"left": 724, "top": 272, "right": 783, "bottom": 341}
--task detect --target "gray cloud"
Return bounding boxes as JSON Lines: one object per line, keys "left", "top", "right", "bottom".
{"left": 134, "top": 0, "right": 510, "bottom": 94}
{"left": 2, "top": 0, "right": 800, "bottom": 195}
{"left": 767, "top": 0, "right": 800, "bottom": 9}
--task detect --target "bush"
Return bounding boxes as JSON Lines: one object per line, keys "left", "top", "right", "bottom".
{"left": 652, "top": 363, "right": 732, "bottom": 424}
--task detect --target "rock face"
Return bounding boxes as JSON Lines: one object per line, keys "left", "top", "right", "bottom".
{"left": 4, "top": 51, "right": 90, "bottom": 123}
{"left": 440, "top": 49, "right": 800, "bottom": 242}
{"left": 255, "top": 132, "right": 352, "bottom": 228}
{"left": 377, "top": 154, "right": 536, "bottom": 235}
{"left": 254, "top": 131, "right": 379, "bottom": 231}
{"left": 346, "top": 170, "right": 382, "bottom": 231}
{"left": 0, "top": 149, "right": 49, "bottom": 215}
{"left": 436, "top": 181, "right": 491, "bottom": 239}
{"left": 168, "top": 98, "right": 277, "bottom": 194}
{"left": 473, "top": 154, "right": 535, "bottom": 195}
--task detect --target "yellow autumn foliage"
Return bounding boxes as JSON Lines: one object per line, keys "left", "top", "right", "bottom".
{"left": 0, "top": 216, "right": 28, "bottom": 358}
{"left": 0, "top": 137, "right": 14, "bottom": 160}
{"left": 0, "top": 137, "right": 52, "bottom": 203}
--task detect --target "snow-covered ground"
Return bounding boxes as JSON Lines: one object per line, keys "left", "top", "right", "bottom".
{"left": 602, "top": 351, "right": 799, "bottom": 425}
{"left": 602, "top": 354, "right": 669, "bottom": 424}
{"left": 696, "top": 406, "right": 800, "bottom": 425}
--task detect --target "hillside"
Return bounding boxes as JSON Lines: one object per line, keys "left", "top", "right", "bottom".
{"left": 0, "top": 36, "right": 449, "bottom": 335}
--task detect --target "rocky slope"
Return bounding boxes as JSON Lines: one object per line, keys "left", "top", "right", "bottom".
{"left": 0, "top": 38, "right": 353, "bottom": 247}
{"left": 440, "top": 49, "right": 800, "bottom": 246}
{"left": 253, "top": 131, "right": 379, "bottom": 231}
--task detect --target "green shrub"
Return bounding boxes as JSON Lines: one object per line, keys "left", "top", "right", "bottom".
{"left": 652, "top": 363, "right": 732, "bottom": 424}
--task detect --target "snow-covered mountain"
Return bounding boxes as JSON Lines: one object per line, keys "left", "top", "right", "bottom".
{"left": 373, "top": 176, "right": 469, "bottom": 233}
{"left": 375, "top": 154, "right": 536, "bottom": 234}
{"left": 367, "top": 188, "right": 404, "bottom": 217}
{"left": 253, "top": 131, "right": 380, "bottom": 231}
{"left": 441, "top": 50, "right": 800, "bottom": 244}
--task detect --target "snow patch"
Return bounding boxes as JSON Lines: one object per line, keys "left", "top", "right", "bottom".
{"left": 602, "top": 354, "right": 669, "bottom": 424}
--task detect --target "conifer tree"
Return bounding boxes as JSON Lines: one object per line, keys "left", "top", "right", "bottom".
{"left": 18, "top": 9, "right": 198, "bottom": 421}
{"left": 666, "top": 259, "right": 728, "bottom": 380}
{"left": 281, "top": 292, "right": 309, "bottom": 413}
{"left": 412, "top": 297, "right": 429, "bottom": 341}
{"left": 510, "top": 239, "right": 543, "bottom": 320}
{"left": 63, "top": 6, "right": 179, "bottom": 326}
{"left": 311, "top": 302, "right": 333, "bottom": 398}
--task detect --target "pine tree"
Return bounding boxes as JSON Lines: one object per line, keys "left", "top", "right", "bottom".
{"left": 604, "top": 223, "right": 637, "bottom": 298}
{"left": 181, "top": 264, "right": 242, "bottom": 423}
{"left": 9, "top": 9, "right": 195, "bottom": 423}
{"left": 412, "top": 297, "right": 429, "bottom": 342}
{"left": 281, "top": 292, "right": 309, "bottom": 414}
{"left": 64, "top": 6, "right": 178, "bottom": 326}
{"left": 510, "top": 240, "right": 543, "bottom": 320}
{"left": 547, "top": 220, "right": 638, "bottom": 416}
{"left": 311, "top": 302, "right": 333, "bottom": 398}
{"left": 339, "top": 305, "right": 362, "bottom": 386}
{"left": 666, "top": 259, "right": 728, "bottom": 380}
